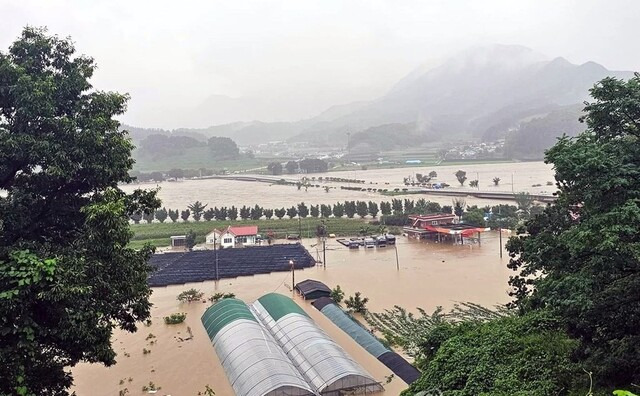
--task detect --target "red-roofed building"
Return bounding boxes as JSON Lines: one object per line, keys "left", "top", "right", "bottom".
{"left": 206, "top": 225, "right": 259, "bottom": 249}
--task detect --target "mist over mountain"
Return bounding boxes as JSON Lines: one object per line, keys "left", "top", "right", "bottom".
{"left": 124, "top": 45, "right": 634, "bottom": 154}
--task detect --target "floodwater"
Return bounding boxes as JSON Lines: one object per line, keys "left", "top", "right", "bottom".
{"left": 121, "top": 161, "right": 555, "bottom": 210}
{"left": 72, "top": 231, "right": 514, "bottom": 395}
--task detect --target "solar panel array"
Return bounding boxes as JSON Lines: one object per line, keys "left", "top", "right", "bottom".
{"left": 147, "top": 244, "right": 316, "bottom": 287}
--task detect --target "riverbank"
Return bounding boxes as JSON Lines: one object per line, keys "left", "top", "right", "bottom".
{"left": 130, "top": 217, "right": 399, "bottom": 249}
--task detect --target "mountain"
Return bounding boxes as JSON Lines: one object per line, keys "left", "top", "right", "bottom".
{"left": 124, "top": 45, "right": 634, "bottom": 154}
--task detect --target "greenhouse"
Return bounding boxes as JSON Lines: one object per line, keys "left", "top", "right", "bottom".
{"left": 312, "top": 296, "right": 421, "bottom": 385}
{"left": 201, "top": 298, "right": 315, "bottom": 396}
{"left": 252, "top": 293, "right": 384, "bottom": 395}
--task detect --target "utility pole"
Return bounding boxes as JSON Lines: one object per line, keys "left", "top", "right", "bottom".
{"left": 511, "top": 172, "right": 515, "bottom": 194}
{"left": 214, "top": 232, "right": 219, "bottom": 280}
{"left": 477, "top": 172, "right": 480, "bottom": 190}
{"left": 289, "top": 259, "right": 295, "bottom": 291}
{"left": 394, "top": 243, "right": 399, "bottom": 271}
{"left": 499, "top": 227, "right": 503, "bottom": 258}
{"left": 298, "top": 217, "right": 302, "bottom": 240}
{"left": 323, "top": 237, "right": 326, "bottom": 269}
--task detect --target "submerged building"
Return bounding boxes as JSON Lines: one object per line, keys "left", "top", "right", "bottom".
{"left": 201, "top": 293, "right": 384, "bottom": 396}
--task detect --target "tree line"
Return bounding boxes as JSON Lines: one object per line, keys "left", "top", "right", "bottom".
{"left": 267, "top": 158, "right": 329, "bottom": 175}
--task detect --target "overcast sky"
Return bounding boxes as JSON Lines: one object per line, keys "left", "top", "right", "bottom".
{"left": 1, "top": 0, "right": 639, "bottom": 129}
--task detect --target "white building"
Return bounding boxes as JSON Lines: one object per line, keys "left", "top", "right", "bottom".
{"left": 205, "top": 225, "right": 259, "bottom": 249}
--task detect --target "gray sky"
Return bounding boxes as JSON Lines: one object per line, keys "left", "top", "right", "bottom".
{"left": 1, "top": 0, "right": 639, "bottom": 129}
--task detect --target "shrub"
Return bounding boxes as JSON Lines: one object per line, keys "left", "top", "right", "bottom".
{"left": 177, "top": 288, "right": 204, "bottom": 303}
{"left": 345, "top": 292, "right": 369, "bottom": 313}
{"left": 163, "top": 313, "right": 187, "bottom": 325}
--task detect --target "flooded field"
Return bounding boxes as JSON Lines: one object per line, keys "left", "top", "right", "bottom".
{"left": 73, "top": 232, "right": 513, "bottom": 395}
{"left": 122, "top": 161, "right": 555, "bottom": 210}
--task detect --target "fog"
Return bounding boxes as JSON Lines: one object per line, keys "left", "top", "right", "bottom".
{"left": 1, "top": 0, "right": 639, "bottom": 129}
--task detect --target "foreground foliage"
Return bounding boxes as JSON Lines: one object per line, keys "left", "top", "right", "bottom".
{"left": 0, "top": 28, "right": 159, "bottom": 395}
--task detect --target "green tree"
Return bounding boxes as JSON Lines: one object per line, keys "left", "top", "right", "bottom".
{"left": 142, "top": 211, "right": 154, "bottom": 224}
{"left": 239, "top": 205, "right": 250, "bottom": 220}
{"left": 461, "top": 208, "right": 486, "bottom": 227}
{"left": 310, "top": 204, "right": 320, "bottom": 218}
{"left": 167, "top": 209, "right": 179, "bottom": 222}
{"left": 469, "top": 179, "right": 478, "bottom": 188}
{"left": 345, "top": 292, "right": 369, "bottom": 313}
{"left": 356, "top": 201, "right": 368, "bottom": 218}
{"left": 441, "top": 205, "right": 453, "bottom": 214}
{"left": 404, "top": 199, "right": 415, "bottom": 213}
{"left": 429, "top": 171, "right": 438, "bottom": 178}
{"left": 392, "top": 199, "right": 403, "bottom": 215}
{"left": 185, "top": 230, "right": 196, "bottom": 250}
{"left": 208, "top": 136, "right": 240, "bottom": 159}
{"left": 455, "top": 170, "right": 467, "bottom": 186}
{"left": 453, "top": 198, "right": 466, "bottom": 219}
{"left": 380, "top": 201, "right": 392, "bottom": 215}
{"left": 250, "top": 205, "right": 263, "bottom": 220}
{"left": 0, "top": 27, "right": 160, "bottom": 396}
{"left": 331, "top": 285, "right": 345, "bottom": 304}
{"left": 167, "top": 168, "right": 184, "bottom": 179}
{"left": 285, "top": 161, "right": 298, "bottom": 174}
{"left": 332, "top": 202, "right": 345, "bottom": 218}
{"left": 493, "top": 177, "right": 501, "bottom": 186}
{"left": 507, "top": 74, "right": 640, "bottom": 386}
{"left": 514, "top": 192, "right": 534, "bottom": 215}
{"left": 320, "top": 204, "right": 332, "bottom": 218}
{"left": 187, "top": 201, "right": 207, "bottom": 221}
{"left": 367, "top": 201, "right": 379, "bottom": 218}
{"left": 155, "top": 208, "right": 168, "bottom": 223}
{"left": 267, "top": 162, "right": 282, "bottom": 175}
{"left": 130, "top": 212, "right": 142, "bottom": 224}
{"left": 180, "top": 209, "right": 190, "bottom": 222}
{"left": 274, "top": 208, "right": 286, "bottom": 219}
{"left": 264, "top": 208, "right": 274, "bottom": 219}
{"left": 228, "top": 206, "right": 238, "bottom": 221}
{"left": 203, "top": 208, "right": 215, "bottom": 221}
{"left": 344, "top": 201, "right": 356, "bottom": 218}
{"left": 177, "top": 288, "right": 204, "bottom": 303}
{"left": 286, "top": 206, "right": 298, "bottom": 219}
{"left": 297, "top": 202, "right": 309, "bottom": 218}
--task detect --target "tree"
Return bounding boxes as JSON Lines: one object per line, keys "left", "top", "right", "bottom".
{"left": 250, "top": 205, "right": 263, "bottom": 220}
{"left": 452, "top": 198, "right": 466, "bottom": 219}
{"left": 368, "top": 201, "right": 379, "bottom": 218}
{"left": 297, "top": 202, "right": 309, "bottom": 218}
{"left": 332, "top": 202, "right": 345, "bottom": 218}
{"left": 461, "top": 208, "right": 486, "bottom": 227}
{"left": 392, "top": 199, "right": 403, "bottom": 215}
{"left": 0, "top": 27, "right": 160, "bottom": 396}
{"left": 441, "top": 205, "right": 453, "bottom": 214}
{"left": 274, "top": 208, "right": 286, "bottom": 219}
{"left": 404, "top": 199, "right": 415, "bottom": 213}
{"left": 285, "top": 161, "right": 298, "bottom": 174}
{"left": 168, "top": 209, "right": 179, "bottom": 222}
{"left": 180, "top": 209, "right": 191, "bottom": 222}
{"left": 142, "top": 211, "right": 154, "bottom": 224}
{"left": 299, "top": 158, "right": 329, "bottom": 173}
{"left": 286, "top": 206, "right": 298, "bottom": 219}
{"left": 130, "top": 212, "right": 142, "bottom": 224}
{"left": 345, "top": 292, "right": 369, "bottom": 313}
{"left": 228, "top": 206, "right": 238, "bottom": 221}
{"left": 177, "top": 288, "right": 204, "bottom": 303}
{"left": 429, "top": 171, "right": 438, "bottom": 178}
{"left": 455, "top": 170, "right": 467, "bottom": 186}
{"left": 507, "top": 74, "right": 640, "bottom": 386}
{"left": 208, "top": 136, "right": 240, "bottom": 160}
{"left": 355, "top": 201, "right": 368, "bottom": 218}
{"left": 380, "top": 201, "right": 392, "bottom": 216}
{"left": 239, "top": 205, "right": 251, "bottom": 220}
{"left": 155, "top": 208, "right": 168, "bottom": 223}
{"left": 185, "top": 230, "right": 196, "bottom": 250}
{"left": 310, "top": 204, "right": 320, "bottom": 218}
{"left": 267, "top": 162, "right": 283, "bottom": 175}
{"left": 167, "top": 168, "right": 184, "bottom": 179}
{"left": 493, "top": 177, "right": 501, "bottom": 186}
{"left": 188, "top": 201, "right": 207, "bottom": 221}
{"left": 203, "top": 208, "right": 215, "bottom": 221}
{"left": 320, "top": 204, "right": 332, "bottom": 218}
{"left": 264, "top": 208, "right": 274, "bottom": 219}
{"left": 331, "top": 285, "right": 345, "bottom": 304}
{"left": 469, "top": 179, "right": 478, "bottom": 188}
{"left": 514, "top": 192, "right": 534, "bottom": 215}
{"left": 344, "top": 201, "right": 356, "bottom": 218}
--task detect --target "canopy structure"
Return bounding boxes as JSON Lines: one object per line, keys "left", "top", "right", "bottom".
{"left": 252, "top": 293, "right": 384, "bottom": 395}
{"left": 294, "top": 279, "right": 332, "bottom": 300}
{"left": 201, "top": 299, "right": 314, "bottom": 396}
{"left": 421, "top": 224, "right": 490, "bottom": 237}
{"left": 312, "top": 297, "right": 421, "bottom": 385}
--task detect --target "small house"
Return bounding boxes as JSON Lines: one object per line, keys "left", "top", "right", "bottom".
{"left": 170, "top": 235, "right": 187, "bottom": 250}
{"left": 294, "top": 279, "right": 331, "bottom": 300}
{"left": 205, "top": 225, "right": 259, "bottom": 249}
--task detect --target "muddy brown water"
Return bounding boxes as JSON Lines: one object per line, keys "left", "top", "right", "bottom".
{"left": 72, "top": 232, "right": 514, "bottom": 395}
{"left": 121, "top": 161, "right": 555, "bottom": 210}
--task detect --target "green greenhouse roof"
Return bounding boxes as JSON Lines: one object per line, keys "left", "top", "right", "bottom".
{"left": 201, "top": 298, "right": 257, "bottom": 339}
{"left": 256, "top": 293, "right": 308, "bottom": 321}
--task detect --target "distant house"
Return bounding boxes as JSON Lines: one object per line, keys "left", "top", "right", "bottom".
{"left": 170, "top": 235, "right": 187, "bottom": 250}
{"left": 205, "top": 225, "right": 259, "bottom": 249}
